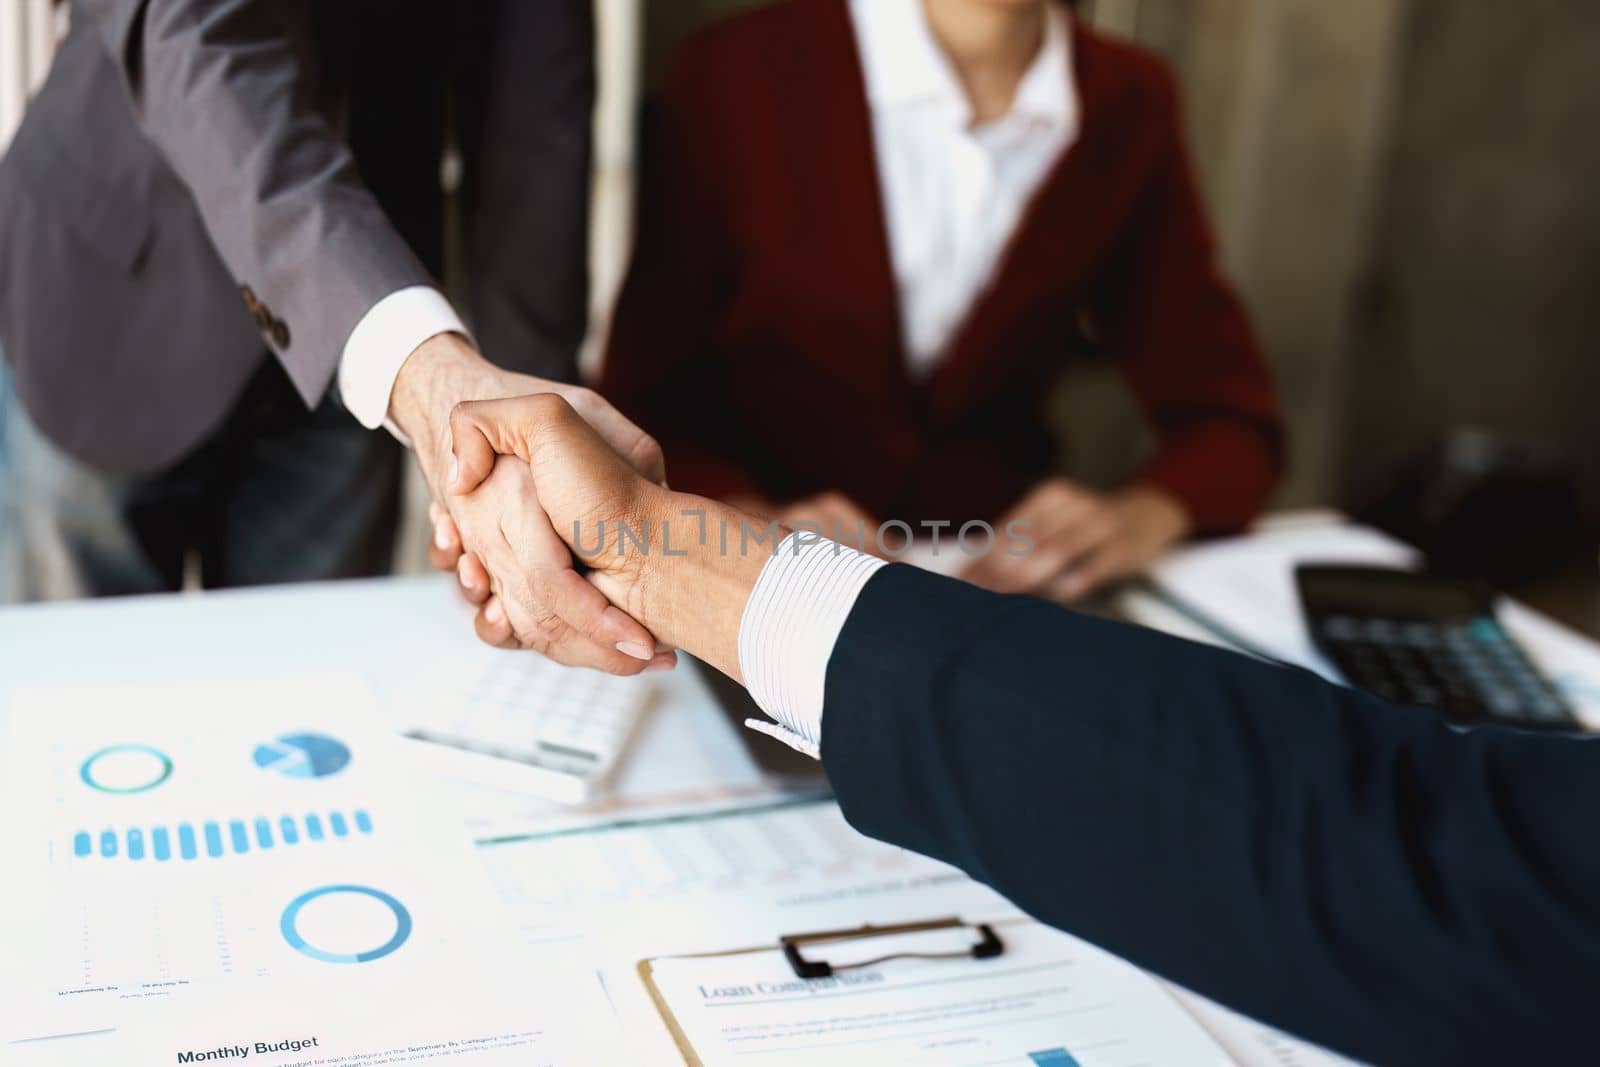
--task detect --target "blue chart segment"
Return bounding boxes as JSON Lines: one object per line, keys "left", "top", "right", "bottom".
{"left": 280, "top": 884, "right": 412, "bottom": 964}
{"left": 71, "top": 810, "right": 374, "bottom": 861}
{"left": 252, "top": 733, "right": 351, "bottom": 779}
{"left": 1029, "top": 1051, "right": 1083, "bottom": 1067}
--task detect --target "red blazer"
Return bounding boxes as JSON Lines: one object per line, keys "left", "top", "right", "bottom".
{"left": 601, "top": 0, "right": 1283, "bottom": 532}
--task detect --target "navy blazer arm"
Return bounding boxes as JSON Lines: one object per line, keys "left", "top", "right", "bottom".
{"left": 822, "top": 564, "right": 1600, "bottom": 1066}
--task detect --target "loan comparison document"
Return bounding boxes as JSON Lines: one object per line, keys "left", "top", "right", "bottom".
{"left": 640, "top": 918, "right": 1234, "bottom": 1065}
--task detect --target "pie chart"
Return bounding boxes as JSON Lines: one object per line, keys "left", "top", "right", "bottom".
{"left": 252, "top": 733, "right": 351, "bottom": 779}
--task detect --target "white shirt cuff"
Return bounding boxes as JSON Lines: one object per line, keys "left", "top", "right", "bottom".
{"left": 737, "top": 532, "right": 887, "bottom": 757}
{"left": 337, "top": 286, "right": 470, "bottom": 437}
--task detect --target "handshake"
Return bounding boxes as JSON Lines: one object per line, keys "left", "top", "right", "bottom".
{"left": 395, "top": 334, "right": 765, "bottom": 683}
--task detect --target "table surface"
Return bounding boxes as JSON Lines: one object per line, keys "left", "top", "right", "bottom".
{"left": 4, "top": 519, "right": 1595, "bottom": 798}
{"left": 3, "top": 523, "right": 1596, "bottom": 1065}
{"left": 0, "top": 574, "right": 775, "bottom": 829}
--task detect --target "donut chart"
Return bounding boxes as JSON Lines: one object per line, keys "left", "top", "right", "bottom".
{"left": 79, "top": 744, "right": 173, "bottom": 794}
{"left": 280, "top": 884, "right": 412, "bottom": 964}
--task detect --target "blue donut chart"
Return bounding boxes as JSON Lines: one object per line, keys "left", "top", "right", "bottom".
{"left": 280, "top": 884, "right": 412, "bottom": 964}
{"left": 79, "top": 744, "right": 173, "bottom": 794}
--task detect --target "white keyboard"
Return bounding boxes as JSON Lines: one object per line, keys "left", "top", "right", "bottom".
{"left": 401, "top": 650, "right": 659, "bottom": 804}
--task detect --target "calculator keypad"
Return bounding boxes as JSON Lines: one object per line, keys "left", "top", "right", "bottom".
{"left": 1315, "top": 615, "right": 1576, "bottom": 727}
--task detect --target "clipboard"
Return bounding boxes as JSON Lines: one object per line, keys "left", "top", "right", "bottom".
{"left": 637, "top": 915, "right": 1020, "bottom": 1066}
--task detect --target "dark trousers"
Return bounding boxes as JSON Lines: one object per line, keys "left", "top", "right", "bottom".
{"left": 0, "top": 355, "right": 402, "bottom": 599}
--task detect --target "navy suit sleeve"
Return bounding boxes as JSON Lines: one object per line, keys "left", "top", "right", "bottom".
{"left": 821, "top": 565, "right": 1600, "bottom": 1066}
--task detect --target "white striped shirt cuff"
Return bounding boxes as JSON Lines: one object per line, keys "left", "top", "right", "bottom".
{"left": 737, "top": 532, "right": 888, "bottom": 757}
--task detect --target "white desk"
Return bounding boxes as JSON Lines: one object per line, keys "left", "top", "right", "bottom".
{"left": 0, "top": 576, "right": 780, "bottom": 839}
{"left": 5, "top": 523, "right": 1597, "bottom": 1066}
{"left": 0, "top": 576, "right": 795, "bottom": 1066}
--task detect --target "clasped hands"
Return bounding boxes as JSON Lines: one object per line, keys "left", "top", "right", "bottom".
{"left": 397, "top": 333, "right": 1191, "bottom": 676}
{"left": 391, "top": 333, "right": 677, "bottom": 676}
{"left": 425, "top": 389, "right": 767, "bottom": 683}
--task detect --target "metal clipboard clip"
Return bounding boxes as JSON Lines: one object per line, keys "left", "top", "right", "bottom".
{"left": 779, "top": 915, "right": 1005, "bottom": 980}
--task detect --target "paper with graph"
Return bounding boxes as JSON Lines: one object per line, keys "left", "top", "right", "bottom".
{"left": 0, "top": 675, "right": 609, "bottom": 1060}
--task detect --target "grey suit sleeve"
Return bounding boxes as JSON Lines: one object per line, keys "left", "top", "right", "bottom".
{"left": 79, "top": 0, "right": 434, "bottom": 407}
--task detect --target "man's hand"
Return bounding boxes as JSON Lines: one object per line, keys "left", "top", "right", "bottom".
{"left": 390, "top": 333, "right": 668, "bottom": 671}
{"left": 391, "top": 333, "right": 664, "bottom": 499}
{"left": 961, "top": 479, "right": 1191, "bottom": 601}
{"left": 446, "top": 395, "right": 767, "bottom": 680}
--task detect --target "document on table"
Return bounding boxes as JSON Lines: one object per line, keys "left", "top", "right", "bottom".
{"left": 481, "top": 797, "right": 1028, "bottom": 1060}
{"left": 1165, "top": 986, "right": 1367, "bottom": 1067}
{"left": 638, "top": 918, "right": 1233, "bottom": 1066}
{"left": 119, "top": 971, "right": 614, "bottom": 1067}
{"left": 480, "top": 798, "right": 1330, "bottom": 1065}
{"left": 0, "top": 676, "right": 614, "bottom": 1059}
{"left": 478, "top": 797, "right": 1010, "bottom": 949}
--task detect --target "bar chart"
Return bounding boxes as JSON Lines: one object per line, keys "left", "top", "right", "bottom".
{"left": 71, "top": 809, "right": 375, "bottom": 861}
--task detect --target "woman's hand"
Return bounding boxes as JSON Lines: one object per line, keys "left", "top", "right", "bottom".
{"left": 436, "top": 393, "right": 676, "bottom": 674}
{"left": 961, "top": 479, "right": 1191, "bottom": 602}
{"left": 419, "top": 367, "right": 667, "bottom": 657}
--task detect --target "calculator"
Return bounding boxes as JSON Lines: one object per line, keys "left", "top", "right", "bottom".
{"left": 1295, "top": 564, "right": 1578, "bottom": 730}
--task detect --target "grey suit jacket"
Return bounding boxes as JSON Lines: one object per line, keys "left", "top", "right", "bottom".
{"left": 0, "top": 0, "right": 593, "bottom": 474}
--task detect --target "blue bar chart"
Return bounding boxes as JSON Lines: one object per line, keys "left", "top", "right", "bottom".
{"left": 70, "top": 810, "right": 374, "bottom": 861}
